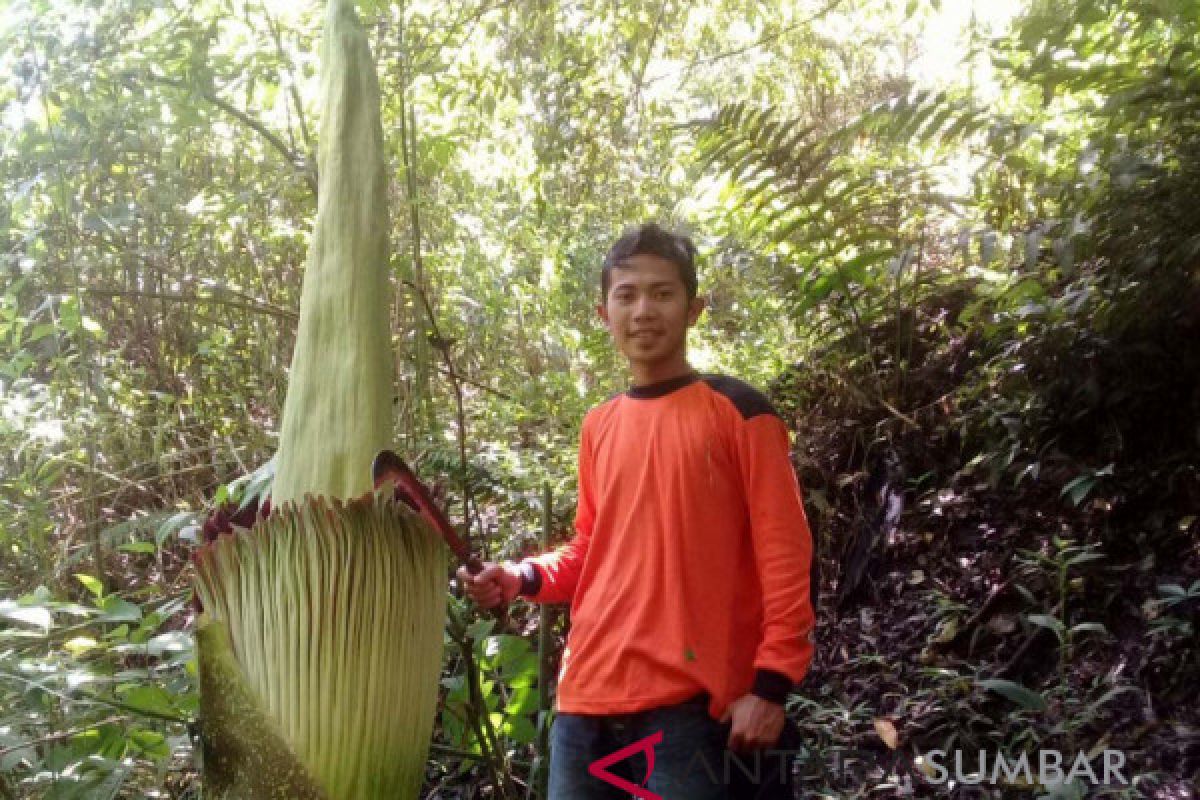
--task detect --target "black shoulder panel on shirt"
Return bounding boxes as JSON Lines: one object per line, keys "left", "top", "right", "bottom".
{"left": 701, "top": 375, "right": 780, "bottom": 421}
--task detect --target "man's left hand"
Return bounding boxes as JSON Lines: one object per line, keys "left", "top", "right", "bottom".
{"left": 720, "top": 694, "right": 785, "bottom": 753}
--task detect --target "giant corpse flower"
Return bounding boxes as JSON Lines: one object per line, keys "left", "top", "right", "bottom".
{"left": 190, "top": 1, "right": 447, "bottom": 797}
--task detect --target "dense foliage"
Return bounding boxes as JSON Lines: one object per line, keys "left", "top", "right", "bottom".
{"left": 0, "top": 0, "right": 1195, "bottom": 797}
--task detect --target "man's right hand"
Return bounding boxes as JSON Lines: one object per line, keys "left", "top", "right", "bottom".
{"left": 457, "top": 561, "right": 523, "bottom": 608}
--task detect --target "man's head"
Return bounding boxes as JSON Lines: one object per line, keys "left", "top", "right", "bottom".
{"left": 597, "top": 223, "right": 705, "bottom": 382}
{"left": 601, "top": 223, "right": 698, "bottom": 302}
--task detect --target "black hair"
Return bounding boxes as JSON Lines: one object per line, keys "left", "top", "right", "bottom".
{"left": 601, "top": 223, "right": 698, "bottom": 300}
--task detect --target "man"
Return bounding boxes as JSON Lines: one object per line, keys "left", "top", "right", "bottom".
{"left": 459, "top": 223, "right": 815, "bottom": 799}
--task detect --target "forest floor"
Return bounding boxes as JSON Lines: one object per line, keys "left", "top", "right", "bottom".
{"left": 778, "top": 366, "right": 1199, "bottom": 799}
{"left": 798, "top": 481, "right": 1199, "bottom": 798}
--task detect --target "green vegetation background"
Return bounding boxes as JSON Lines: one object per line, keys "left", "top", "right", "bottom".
{"left": 0, "top": 0, "right": 1196, "bottom": 796}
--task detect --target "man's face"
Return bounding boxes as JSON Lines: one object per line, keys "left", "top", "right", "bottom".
{"left": 597, "top": 254, "right": 704, "bottom": 371}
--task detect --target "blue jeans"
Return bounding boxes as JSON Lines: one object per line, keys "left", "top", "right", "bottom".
{"left": 548, "top": 693, "right": 727, "bottom": 800}
{"left": 547, "top": 693, "right": 800, "bottom": 800}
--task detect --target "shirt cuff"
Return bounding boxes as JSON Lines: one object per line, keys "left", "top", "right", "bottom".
{"left": 517, "top": 561, "right": 543, "bottom": 598}
{"left": 751, "top": 669, "right": 793, "bottom": 705}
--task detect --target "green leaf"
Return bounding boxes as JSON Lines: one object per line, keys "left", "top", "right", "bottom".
{"left": 978, "top": 678, "right": 1047, "bottom": 711}
{"left": 137, "top": 631, "right": 193, "bottom": 656}
{"left": 129, "top": 728, "right": 169, "bottom": 758}
{"left": 465, "top": 618, "right": 496, "bottom": 641}
{"left": 1083, "top": 686, "right": 1139, "bottom": 719}
{"left": 503, "top": 715, "right": 537, "bottom": 744}
{"left": 119, "top": 685, "right": 178, "bottom": 719}
{"left": 97, "top": 596, "right": 142, "bottom": 623}
{"left": 0, "top": 600, "right": 52, "bottom": 631}
{"left": 0, "top": 742, "right": 36, "bottom": 772}
{"left": 499, "top": 651, "right": 539, "bottom": 688}
{"left": 505, "top": 687, "right": 541, "bottom": 715}
{"left": 237, "top": 456, "right": 276, "bottom": 510}
{"left": 1038, "top": 779, "right": 1087, "bottom": 800}
{"left": 118, "top": 541, "right": 157, "bottom": 555}
{"left": 43, "top": 743, "right": 76, "bottom": 772}
{"left": 1027, "top": 613, "right": 1065, "bottom": 641}
{"left": 483, "top": 634, "right": 530, "bottom": 668}
{"left": 1060, "top": 474, "right": 1097, "bottom": 506}
{"left": 156, "top": 512, "right": 197, "bottom": 547}
{"left": 76, "top": 574, "right": 105, "bottom": 599}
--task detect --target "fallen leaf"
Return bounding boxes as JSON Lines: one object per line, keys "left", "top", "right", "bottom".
{"left": 873, "top": 717, "right": 900, "bottom": 749}
{"left": 1141, "top": 599, "right": 1159, "bottom": 621}
{"left": 932, "top": 617, "right": 958, "bottom": 643}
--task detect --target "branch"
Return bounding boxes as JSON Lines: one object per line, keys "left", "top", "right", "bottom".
{"left": 412, "top": 0, "right": 511, "bottom": 74}
{"left": 53, "top": 457, "right": 243, "bottom": 506}
{"left": 627, "top": 0, "right": 668, "bottom": 146}
{"left": 0, "top": 716, "right": 127, "bottom": 758}
{"left": 44, "top": 284, "right": 298, "bottom": 322}
{"left": 432, "top": 362, "right": 515, "bottom": 402}
{"left": 136, "top": 72, "right": 317, "bottom": 194}
{"left": 996, "top": 601, "right": 1063, "bottom": 679}
{"left": 647, "top": 0, "right": 851, "bottom": 86}
{"left": 258, "top": 0, "right": 313, "bottom": 155}
{"left": 0, "top": 669, "right": 188, "bottom": 725}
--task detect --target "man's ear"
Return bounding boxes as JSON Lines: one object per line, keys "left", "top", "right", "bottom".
{"left": 686, "top": 295, "right": 705, "bottom": 326}
{"left": 596, "top": 302, "right": 610, "bottom": 327}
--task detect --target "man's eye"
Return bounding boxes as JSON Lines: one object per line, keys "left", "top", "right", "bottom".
{"left": 655, "top": 290, "right": 673, "bottom": 300}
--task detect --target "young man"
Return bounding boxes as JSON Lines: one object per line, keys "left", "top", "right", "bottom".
{"left": 459, "top": 223, "right": 815, "bottom": 799}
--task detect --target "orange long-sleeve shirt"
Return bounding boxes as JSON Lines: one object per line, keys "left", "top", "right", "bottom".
{"left": 519, "top": 372, "right": 814, "bottom": 720}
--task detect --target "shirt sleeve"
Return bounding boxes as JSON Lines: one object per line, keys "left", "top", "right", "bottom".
{"left": 734, "top": 412, "right": 815, "bottom": 701}
{"left": 518, "top": 417, "right": 596, "bottom": 605}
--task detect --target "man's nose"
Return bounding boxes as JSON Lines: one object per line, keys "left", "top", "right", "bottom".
{"left": 632, "top": 296, "right": 658, "bottom": 319}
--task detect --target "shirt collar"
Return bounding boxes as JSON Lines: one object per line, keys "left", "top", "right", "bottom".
{"left": 626, "top": 370, "right": 701, "bottom": 399}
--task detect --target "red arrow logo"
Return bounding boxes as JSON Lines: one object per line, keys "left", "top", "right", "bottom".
{"left": 587, "top": 730, "right": 664, "bottom": 800}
